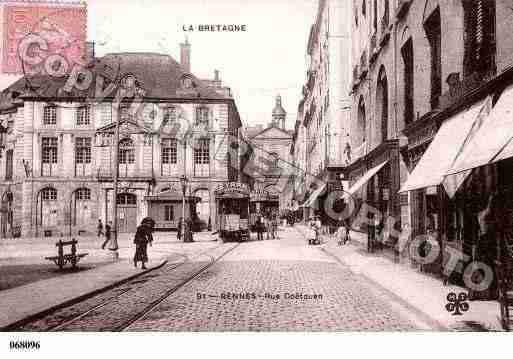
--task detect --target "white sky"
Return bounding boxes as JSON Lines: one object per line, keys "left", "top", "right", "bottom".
{"left": 87, "top": 0, "right": 318, "bottom": 128}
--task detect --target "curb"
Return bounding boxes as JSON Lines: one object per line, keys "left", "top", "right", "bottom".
{"left": 1, "top": 259, "right": 168, "bottom": 331}
{"left": 319, "top": 245, "right": 449, "bottom": 331}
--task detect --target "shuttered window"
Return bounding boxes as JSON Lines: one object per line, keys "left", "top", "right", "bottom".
{"left": 463, "top": 0, "right": 496, "bottom": 77}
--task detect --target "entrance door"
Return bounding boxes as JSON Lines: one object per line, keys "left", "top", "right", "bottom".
{"left": 194, "top": 189, "right": 210, "bottom": 224}
{"left": 117, "top": 193, "right": 137, "bottom": 233}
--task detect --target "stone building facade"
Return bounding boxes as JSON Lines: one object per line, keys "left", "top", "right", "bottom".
{"left": 290, "top": 0, "right": 352, "bottom": 221}
{"left": 243, "top": 95, "right": 293, "bottom": 212}
{"left": 0, "top": 46, "right": 243, "bottom": 238}
{"left": 348, "top": 0, "right": 513, "bottom": 282}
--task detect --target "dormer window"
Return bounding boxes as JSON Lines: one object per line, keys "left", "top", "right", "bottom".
{"left": 120, "top": 75, "right": 137, "bottom": 90}
{"left": 76, "top": 105, "right": 90, "bottom": 126}
{"left": 43, "top": 105, "right": 57, "bottom": 125}
{"left": 181, "top": 74, "right": 195, "bottom": 90}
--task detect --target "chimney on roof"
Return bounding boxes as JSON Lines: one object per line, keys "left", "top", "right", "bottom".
{"left": 180, "top": 37, "right": 191, "bottom": 73}
{"left": 85, "top": 41, "right": 95, "bottom": 64}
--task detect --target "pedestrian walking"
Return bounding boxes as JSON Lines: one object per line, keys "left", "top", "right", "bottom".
{"left": 265, "top": 212, "right": 272, "bottom": 240}
{"left": 271, "top": 211, "right": 278, "bottom": 239}
{"left": 101, "top": 221, "right": 112, "bottom": 249}
{"left": 256, "top": 212, "right": 264, "bottom": 241}
{"left": 97, "top": 219, "right": 104, "bottom": 238}
{"left": 133, "top": 221, "right": 153, "bottom": 269}
{"left": 185, "top": 218, "right": 194, "bottom": 242}
{"left": 177, "top": 217, "right": 183, "bottom": 241}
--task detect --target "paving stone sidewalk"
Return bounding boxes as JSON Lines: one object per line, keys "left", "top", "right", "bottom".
{"left": 294, "top": 224, "right": 503, "bottom": 331}
{"left": 0, "top": 232, "right": 220, "bottom": 329}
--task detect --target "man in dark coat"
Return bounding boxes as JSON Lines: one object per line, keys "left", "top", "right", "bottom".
{"left": 101, "top": 221, "right": 112, "bottom": 249}
{"left": 133, "top": 222, "right": 153, "bottom": 269}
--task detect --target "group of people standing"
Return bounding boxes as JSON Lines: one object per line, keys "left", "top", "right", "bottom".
{"left": 97, "top": 218, "right": 154, "bottom": 270}
{"left": 177, "top": 217, "right": 194, "bottom": 242}
{"left": 255, "top": 210, "right": 279, "bottom": 241}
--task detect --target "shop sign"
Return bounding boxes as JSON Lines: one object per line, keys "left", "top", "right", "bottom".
{"left": 215, "top": 182, "right": 250, "bottom": 196}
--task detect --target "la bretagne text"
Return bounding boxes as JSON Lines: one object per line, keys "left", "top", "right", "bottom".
{"left": 183, "top": 24, "right": 247, "bottom": 32}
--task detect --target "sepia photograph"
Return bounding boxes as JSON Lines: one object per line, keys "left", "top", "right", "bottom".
{"left": 0, "top": 0, "right": 512, "bottom": 356}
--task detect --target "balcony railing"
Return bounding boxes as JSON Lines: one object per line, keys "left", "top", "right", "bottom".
{"left": 439, "top": 70, "right": 496, "bottom": 110}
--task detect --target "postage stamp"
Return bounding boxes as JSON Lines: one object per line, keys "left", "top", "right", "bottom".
{"left": 2, "top": 2, "right": 87, "bottom": 74}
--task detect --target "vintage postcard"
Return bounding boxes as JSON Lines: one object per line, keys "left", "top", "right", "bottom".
{"left": 0, "top": 0, "right": 512, "bottom": 356}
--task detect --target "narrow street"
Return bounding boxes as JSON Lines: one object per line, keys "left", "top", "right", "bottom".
{"left": 13, "top": 227, "right": 433, "bottom": 331}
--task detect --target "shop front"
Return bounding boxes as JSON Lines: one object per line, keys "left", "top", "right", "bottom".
{"left": 145, "top": 190, "right": 201, "bottom": 231}
{"left": 401, "top": 77, "right": 513, "bottom": 308}
{"left": 345, "top": 140, "right": 401, "bottom": 254}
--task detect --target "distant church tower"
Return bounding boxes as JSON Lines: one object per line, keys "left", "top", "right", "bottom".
{"left": 271, "top": 94, "right": 286, "bottom": 128}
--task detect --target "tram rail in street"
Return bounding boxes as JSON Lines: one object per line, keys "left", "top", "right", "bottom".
{"left": 6, "top": 244, "right": 238, "bottom": 332}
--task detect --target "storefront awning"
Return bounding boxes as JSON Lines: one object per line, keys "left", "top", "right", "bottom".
{"left": 399, "top": 97, "right": 489, "bottom": 193}
{"left": 301, "top": 182, "right": 327, "bottom": 208}
{"left": 345, "top": 160, "right": 388, "bottom": 197}
{"left": 446, "top": 84, "right": 513, "bottom": 175}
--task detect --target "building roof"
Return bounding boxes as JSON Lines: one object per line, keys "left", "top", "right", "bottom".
{"left": 0, "top": 52, "right": 227, "bottom": 111}
{"left": 248, "top": 123, "right": 293, "bottom": 140}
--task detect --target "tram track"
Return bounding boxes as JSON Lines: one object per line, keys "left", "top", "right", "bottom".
{"left": 9, "top": 243, "right": 238, "bottom": 331}
{"left": 118, "top": 242, "right": 240, "bottom": 331}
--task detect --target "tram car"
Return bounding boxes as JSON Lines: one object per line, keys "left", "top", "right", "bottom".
{"left": 215, "top": 182, "right": 250, "bottom": 242}
{"left": 249, "top": 189, "right": 279, "bottom": 231}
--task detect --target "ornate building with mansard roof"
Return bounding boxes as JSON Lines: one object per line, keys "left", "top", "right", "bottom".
{"left": 0, "top": 41, "right": 243, "bottom": 237}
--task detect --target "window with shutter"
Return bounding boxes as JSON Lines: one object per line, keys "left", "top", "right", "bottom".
{"left": 425, "top": 8, "right": 441, "bottom": 109}
{"left": 463, "top": 0, "right": 496, "bottom": 78}
{"left": 402, "top": 38, "right": 414, "bottom": 125}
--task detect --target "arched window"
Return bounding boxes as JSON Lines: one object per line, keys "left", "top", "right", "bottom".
{"left": 119, "top": 138, "right": 135, "bottom": 164}
{"left": 362, "top": 0, "right": 366, "bottom": 16}
{"left": 357, "top": 96, "right": 366, "bottom": 145}
{"left": 76, "top": 188, "right": 91, "bottom": 201}
{"left": 41, "top": 187, "right": 57, "bottom": 201}
{"left": 376, "top": 66, "right": 389, "bottom": 142}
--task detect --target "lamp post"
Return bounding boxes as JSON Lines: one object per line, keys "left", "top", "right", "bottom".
{"left": 1, "top": 186, "right": 13, "bottom": 238}
{"left": 180, "top": 175, "right": 187, "bottom": 242}
{"left": 109, "top": 100, "right": 122, "bottom": 261}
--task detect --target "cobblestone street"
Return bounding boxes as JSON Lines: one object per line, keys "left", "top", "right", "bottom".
{"left": 124, "top": 227, "right": 432, "bottom": 331}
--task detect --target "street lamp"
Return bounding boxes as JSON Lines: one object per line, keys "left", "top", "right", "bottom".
{"left": 180, "top": 175, "right": 187, "bottom": 242}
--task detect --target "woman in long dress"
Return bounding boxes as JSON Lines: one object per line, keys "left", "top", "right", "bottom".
{"left": 133, "top": 223, "right": 153, "bottom": 269}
